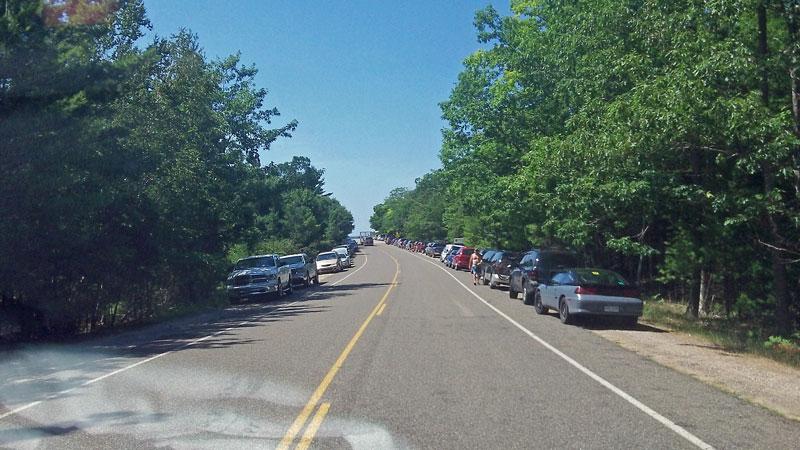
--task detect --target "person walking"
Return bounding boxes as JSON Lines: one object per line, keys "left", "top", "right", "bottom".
{"left": 470, "top": 250, "right": 482, "bottom": 285}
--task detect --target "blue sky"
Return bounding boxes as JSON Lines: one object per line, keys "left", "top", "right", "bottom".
{"left": 143, "top": 1, "right": 511, "bottom": 232}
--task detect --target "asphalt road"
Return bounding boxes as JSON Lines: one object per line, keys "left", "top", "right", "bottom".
{"left": 2, "top": 243, "right": 800, "bottom": 449}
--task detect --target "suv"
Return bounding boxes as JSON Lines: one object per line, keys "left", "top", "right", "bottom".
{"left": 226, "top": 254, "right": 292, "bottom": 304}
{"left": 451, "top": 247, "right": 475, "bottom": 270}
{"left": 476, "top": 249, "right": 497, "bottom": 280}
{"left": 509, "top": 250, "right": 579, "bottom": 304}
{"left": 482, "top": 250, "right": 522, "bottom": 289}
{"left": 280, "top": 253, "right": 319, "bottom": 287}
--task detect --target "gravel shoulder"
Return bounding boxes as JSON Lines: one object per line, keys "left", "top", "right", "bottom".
{"left": 593, "top": 322, "right": 800, "bottom": 422}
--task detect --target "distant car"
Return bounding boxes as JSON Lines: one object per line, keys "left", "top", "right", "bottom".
{"left": 440, "top": 244, "right": 462, "bottom": 263}
{"left": 226, "top": 254, "right": 292, "bottom": 304}
{"left": 509, "top": 250, "right": 579, "bottom": 304}
{"left": 482, "top": 250, "right": 522, "bottom": 289}
{"left": 316, "top": 251, "right": 341, "bottom": 274}
{"left": 444, "top": 247, "right": 461, "bottom": 267}
{"left": 535, "top": 268, "right": 642, "bottom": 326}
{"left": 280, "top": 253, "right": 319, "bottom": 287}
{"left": 428, "top": 243, "right": 444, "bottom": 257}
{"left": 334, "top": 244, "right": 352, "bottom": 257}
{"left": 451, "top": 247, "right": 475, "bottom": 270}
{"left": 332, "top": 247, "right": 352, "bottom": 267}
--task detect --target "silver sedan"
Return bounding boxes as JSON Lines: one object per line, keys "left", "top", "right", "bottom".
{"left": 534, "top": 268, "right": 642, "bottom": 326}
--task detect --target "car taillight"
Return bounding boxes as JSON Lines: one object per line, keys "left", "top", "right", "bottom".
{"left": 575, "top": 286, "right": 598, "bottom": 295}
{"left": 529, "top": 268, "right": 538, "bottom": 280}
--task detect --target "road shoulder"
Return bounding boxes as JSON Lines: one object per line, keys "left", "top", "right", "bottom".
{"left": 592, "top": 323, "right": 800, "bottom": 422}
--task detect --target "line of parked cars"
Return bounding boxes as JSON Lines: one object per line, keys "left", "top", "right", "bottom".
{"left": 392, "top": 239, "right": 643, "bottom": 327}
{"left": 225, "top": 238, "right": 359, "bottom": 305}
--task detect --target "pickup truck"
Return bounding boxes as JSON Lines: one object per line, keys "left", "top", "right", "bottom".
{"left": 226, "top": 254, "right": 292, "bottom": 304}
{"left": 280, "top": 253, "right": 319, "bottom": 287}
{"left": 359, "top": 231, "right": 374, "bottom": 246}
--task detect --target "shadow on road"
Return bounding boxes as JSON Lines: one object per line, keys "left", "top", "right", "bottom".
{"left": 0, "top": 278, "right": 397, "bottom": 410}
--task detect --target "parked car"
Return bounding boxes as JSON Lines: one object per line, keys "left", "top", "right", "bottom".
{"left": 430, "top": 243, "right": 445, "bottom": 257}
{"left": 226, "top": 254, "right": 292, "bottom": 304}
{"left": 534, "top": 268, "right": 643, "bottom": 326}
{"left": 280, "top": 253, "right": 319, "bottom": 287}
{"left": 316, "top": 251, "right": 341, "bottom": 274}
{"left": 509, "top": 250, "right": 579, "bottom": 304}
{"left": 444, "top": 247, "right": 461, "bottom": 268}
{"left": 334, "top": 244, "right": 352, "bottom": 257}
{"left": 440, "top": 244, "right": 462, "bottom": 263}
{"left": 332, "top": 247, "right": 352, "bottom": 268}
{"left": 451, "top": 247, "right": 475, "bottom": 270}
{"left": 476, "top": 249, "right": 497, "bottom": 279}
{"left": 482, "top": 250, "right": 522, "bottom": 289}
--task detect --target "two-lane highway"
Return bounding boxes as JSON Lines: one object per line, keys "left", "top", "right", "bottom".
{"left": 2, "top": 244, "right": 800, "bottom": 449}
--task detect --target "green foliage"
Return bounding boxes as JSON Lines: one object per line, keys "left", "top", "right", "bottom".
{"left": 375, "top": 0, "right": 799, "bottom": 334}
{"left": 0, "top": 0, "right": 353, "bottom": 339}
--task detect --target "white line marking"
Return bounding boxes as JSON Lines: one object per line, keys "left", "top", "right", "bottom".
{"left": 0, "top": 299, "right": 302, "bottom": 419}
{"left": 0, "top": 401, "right": 42, "bottom": 420}
{"left": 411, "top": 251, "right": 715, "bottom": 450}
{"left": 0, "top": 254, "right": 373, "bottom": 421}
{"left": 328, "top": 255, "right": 369, "bottom": 287}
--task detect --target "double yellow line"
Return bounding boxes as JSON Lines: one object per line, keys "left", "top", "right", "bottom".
{"left": 276, "top": 254, "right": 400, "bottom": 450}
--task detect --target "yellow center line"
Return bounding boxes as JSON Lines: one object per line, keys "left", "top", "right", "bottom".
{"left": 295, "top": 403, "right": 331, "bottom": 450}
{"left": 276, "top": 254, "right": 400, "bottom": 450}
{"left": 376, "top": 303, "right": 387, "bottom": 316}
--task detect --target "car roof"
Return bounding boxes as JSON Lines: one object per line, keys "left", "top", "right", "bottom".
{"left": 238, "top": 254, "right": 277, "bottom": 261}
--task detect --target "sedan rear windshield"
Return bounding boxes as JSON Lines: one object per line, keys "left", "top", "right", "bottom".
{"left": 317, "top": 253, "right": 337, "bottom": 260}
{"left": 573, "top": 269, "right": 629, "bottom": 286}
{"left": 234, "top": 257, "right": 275, "bottom": 269}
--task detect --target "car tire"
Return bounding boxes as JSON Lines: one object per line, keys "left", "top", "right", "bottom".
{"left": 482, "top": 272, "right": 489, "bottom": 285}
{"left": 287, "top": 281, "right": 293, "bottom": 296}
{"left": 489, "top": 277, "right": 496, "bottom": 289}
{"left": 522, "top": 285, "right": 533, "bottom": 305}
{"left": 534, "top": 291, "right": 547, "bottom": 314}
{"left": 304, "top": 275, "right": 310, "bottom": 287}
{"left": 276, "top": 281, "right": 284, "bottom": 299}
{"left": 559, "top": 298, "right": 573, "bottom": 325}
{"left": 509, "top": 285, "right": 517, "bottom": 299}
{"left": 314, "top": 273, "right": 319, "bottom": 284}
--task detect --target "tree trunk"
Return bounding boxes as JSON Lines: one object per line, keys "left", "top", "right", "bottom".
{"left": 699, "top": 270, "right": 714, "bottom": 316}
{"left": 762, "top": 3, "right": 794, "bottom": 335}
{"left": 723, "top": 274, "right": 733, "bottom": 318}
{"left": 685, "top": 267, "right": 701, "bottom": 318}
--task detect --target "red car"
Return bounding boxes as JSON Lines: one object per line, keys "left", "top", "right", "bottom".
{"left": 452, "top": 247, "right": 475, "bottom": 270}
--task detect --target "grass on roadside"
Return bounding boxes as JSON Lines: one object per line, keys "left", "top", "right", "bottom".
{"left": 642, "top": 300, "right": 800, "bottom": 368}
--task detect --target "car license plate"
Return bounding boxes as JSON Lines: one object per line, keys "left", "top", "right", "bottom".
{"left": 604, "top": 305, "right": 619, "bottom": 313}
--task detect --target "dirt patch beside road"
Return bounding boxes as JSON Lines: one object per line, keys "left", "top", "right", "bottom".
{"left": 593, "top": 323, "right": 800, "bottom": 422}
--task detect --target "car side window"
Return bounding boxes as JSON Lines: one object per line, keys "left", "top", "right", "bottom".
{"left": 552, "top": 273, "right": 569, "bottom": 284}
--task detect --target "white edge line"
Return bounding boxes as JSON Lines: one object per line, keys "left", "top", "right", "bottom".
{"left": 0, "top": 401, "right": 42, "bottom": 420}
{"left": 328, "top": 254, "right": 368, "bottom": 286}
{"left": 1, "top": 253, "right": 373, "bottom": 421}
{"left": 411, "top": 251, "right": 715, "bottom": 450}
{"left": 0, "top": 299, "right": 303, "bottom": 419}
